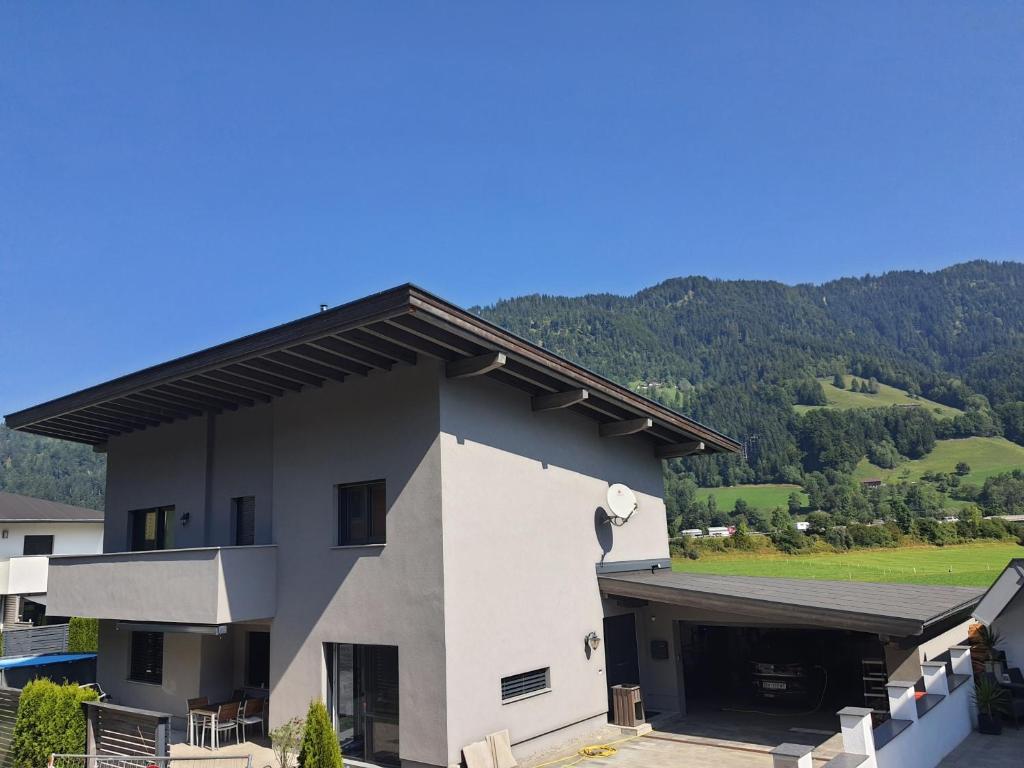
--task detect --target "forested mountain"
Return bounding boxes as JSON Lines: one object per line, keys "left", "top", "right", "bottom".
{"left": 0, "top": 425, "right": 105, "bottom": 510}
{"left": 478, "top": 260, "right": 1024, "bottom": 504}
{"left": 1, "top": 260, "right": 1022, "bottom": 518}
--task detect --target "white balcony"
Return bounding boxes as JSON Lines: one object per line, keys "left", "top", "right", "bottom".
{"left": 0, "top": 555, "right": 50, "bottom": 596}
{"left": 46, "top": 545, "right": 277, "bottom": 625}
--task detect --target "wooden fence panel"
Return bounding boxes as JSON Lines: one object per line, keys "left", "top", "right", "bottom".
{"left": 84, "top": 702, "right": 171, "bottom": 758}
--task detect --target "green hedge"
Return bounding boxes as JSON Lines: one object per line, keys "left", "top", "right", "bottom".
{"left": 299, "top": 699, "right": 344, "bottom": 768}
{"left": 12, "top": 679, "right": 98, "bottom": 768}
{"left": 67, "top": 617, "right": 99, "bottom": 653}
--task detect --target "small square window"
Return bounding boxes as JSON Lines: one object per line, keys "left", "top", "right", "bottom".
{"left": 337, "top": 481, "right": 386, "bottom": 546}
{"left": 22, "top": 535, "right": 54, "bottom": 556}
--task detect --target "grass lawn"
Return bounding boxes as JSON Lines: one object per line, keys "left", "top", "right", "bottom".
{"left": 672, "top": 541, "right": 1021, "bottom": 587}
{"left": 853, "top": 436, "right": 1024, "bottom": 486}
{"left": 694, "top": 484, "right": 807, "bottom": 511}
{"left": 794, "top": 376, "right": 962, "bottom": 417}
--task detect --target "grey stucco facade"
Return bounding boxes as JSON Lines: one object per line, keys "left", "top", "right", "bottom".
{"left": 51, "top": 356, "right": 669, "bottom": 767}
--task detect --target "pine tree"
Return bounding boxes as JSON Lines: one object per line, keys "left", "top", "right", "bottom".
{"left": 832, "top": 373, "right": 845, "bottom": 389}
{"left": 298, "top": 700, "right": 344, "bottom": 768}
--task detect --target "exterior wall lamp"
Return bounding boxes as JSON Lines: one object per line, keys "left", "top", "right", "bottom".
{"left": 586, "top": 631, "right": 601, "bottom": 651}
{"left": 181, "top": 512, "right": 191, "bottom": 527}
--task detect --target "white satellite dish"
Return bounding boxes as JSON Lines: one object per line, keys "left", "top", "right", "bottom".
{"left": 606, "top": 483, "right": 638, "bottom": 526}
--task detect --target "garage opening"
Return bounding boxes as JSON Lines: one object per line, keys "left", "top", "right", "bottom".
{"left": 680, "top": 623, "right": 886, "bottom": 717}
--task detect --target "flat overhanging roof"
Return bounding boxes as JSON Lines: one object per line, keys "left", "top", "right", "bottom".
{"left": 4, "top": 284, "right": 739, "bottom": 457}
{"left": 599, "top": 570, "right": 983, "bottom": 638}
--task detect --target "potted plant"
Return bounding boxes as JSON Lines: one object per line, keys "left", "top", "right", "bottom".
{"left": 972, "top": 625, "right": 1003, "bottom": 674}
{"left": 973, "top": 676, "right": 1010, "bottom": 735}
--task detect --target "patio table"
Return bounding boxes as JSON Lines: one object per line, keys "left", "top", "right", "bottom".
{"left": 189, "top": 700, "right": 241, "bottom": 748}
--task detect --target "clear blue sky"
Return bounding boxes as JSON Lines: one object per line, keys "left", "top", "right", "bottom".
{"left": 1, "top": 2, "right": 1021, "bottom": 414}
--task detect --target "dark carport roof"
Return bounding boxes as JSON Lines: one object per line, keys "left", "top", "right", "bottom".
{"left": 4, "top": 284, "right": 738, "bottom": 459}
{"left": 599, "top": 570, "right": 983, "bottom": 638}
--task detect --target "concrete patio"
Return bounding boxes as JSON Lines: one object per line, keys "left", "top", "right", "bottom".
{"left": 938, "top": 723, "right": 1024, "bottom": 768}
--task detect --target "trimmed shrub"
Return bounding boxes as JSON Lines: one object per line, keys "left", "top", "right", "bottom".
{"left": 298, "top": 699, "right": 343, "bottom": 768}
{"left": 67, "top": 617, "right": 99, "bottom": 653}
{"left": 12, "top": 679, "right": 98, "bottom": 768}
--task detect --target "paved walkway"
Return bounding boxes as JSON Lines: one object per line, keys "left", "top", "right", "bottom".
{"left": 521, "top": 710, "right": 843, "bottom": 768}
{"left": 938, "top": 724, "right": 1024, "bottom": 767}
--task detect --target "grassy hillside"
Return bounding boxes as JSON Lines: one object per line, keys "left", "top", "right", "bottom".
{"left": 853, "top": 436, "right": 1024, "bottom": 486}
{"left": 695, "top": 483, "right": 807, "bottom": 512}
{"left": 671, "top": 541, "right": 1020, "bottom": 587}
{"left": 795, "top": 376, "right": 962, "bottom": 417}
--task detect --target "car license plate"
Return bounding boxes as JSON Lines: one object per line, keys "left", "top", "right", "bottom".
{"left": 763, "top": 681, "right": 786, "bottom": 690}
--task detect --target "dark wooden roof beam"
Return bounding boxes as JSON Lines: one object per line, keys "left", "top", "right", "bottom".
{"left": 599, "top": 417, "right": 653, "bottom": 438}
{"left": 47, "top": 417, "right": 115, "bottom": 440}
{"left": 158, "top": 384, "right": 240, "bottom": 411}
{"left": 308, "top": 336, "right": 395, "bottom": 371}
{"left": 224, "top": 363, "right": 304, "bottom": 392}
{"left": 532, "top": 389, "right": 589, "bottom": 412}
{"left": 26, "top": 425, "right": 98, "bottom": 443}
{"left": 362, "top": 323, "right": 455, "bottom": 361}
{"left": 58, "top": 410, "right": 141, "bottom": 433}
{"left": 286, "top": 343, "right": 371, "bottom": 376}
{"left": 182, "top": 376, "right": 271, "bottom": 405}
{"left": 241, "top": 358, "right": 327, "bottom": 387}
{"left": 337, "top": 329, "right": 417, "bottom": 366}
{"left": 392, "top": 315, "right": 484, "bottom": 357}
{"left": 125, "top": 393, "right": 204, "bottom": 418}
{"left": 200, "top": 371, "right": 284, "bottom": 398}
{"left": 263, "top": 351, "right": 348, "bottom": 383}
{"left": 656, "top": 441, "right": 706, "bottom": 459}
{"left": 446, "top": 352, "right": 507, "bottom": 379}
{"left": 90, "top": 403, "right": 166, "bottom": 427}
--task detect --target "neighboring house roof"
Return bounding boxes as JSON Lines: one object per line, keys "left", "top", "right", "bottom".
{"left": 599, "top": 570, "right": 984, "bottom": 638}
{"left": 3, "top": 285, "right": 739, "bottom": 456}
{"left": 972, "top": 558, "right": 1024, "bottom": 626}
{"left": 0, "top": 491, "right": 102, "bottom": 523}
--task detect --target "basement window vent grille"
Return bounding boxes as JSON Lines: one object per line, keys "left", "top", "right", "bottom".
{"left": 501, "top": 667, "right": 550, "bottom": 701}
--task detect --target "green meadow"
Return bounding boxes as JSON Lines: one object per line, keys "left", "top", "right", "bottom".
{"left": 694, "top": 483, "right": 807, "bottom": 511}
{"left": 672, "top": 541, "right": 1021, "bottom": 587}
{"left": 794, "top": 375, "right": 963, "bottom": 416}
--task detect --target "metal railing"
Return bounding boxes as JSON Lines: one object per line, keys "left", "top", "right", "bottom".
{"left": 49, "top": 755, "right": 254, "bottom": 768}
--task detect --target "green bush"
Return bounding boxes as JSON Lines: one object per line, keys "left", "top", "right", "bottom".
{"left": 12, "top": 679, "right": 98, "bottom": 768}
{"left": 67, "top": 617, "right": 99, "bottom": 653}
{"left": 298, "top": 699, "right": 343, "bottom": 768}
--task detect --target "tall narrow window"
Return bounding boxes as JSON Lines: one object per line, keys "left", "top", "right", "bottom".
{"left": 22, "top": 535, "right": 54, "bottom": 555}
{"left": 234, "top": 496, "right": 256, "bottom": 546}
{"left": 246, "top": 631, "right": 270, "bottom": 688}
{"left": 337, "top": 481, "right": 386, "bottom": 546}
{"left": 129, "top": 506, "right": 175, "bottom": 551}
{"left": 129, "top": 631, "right": 164, "bottom": 684}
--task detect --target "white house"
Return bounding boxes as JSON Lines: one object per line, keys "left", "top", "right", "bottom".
{"left": 0, "top": 491, "right": 104, "bottom": 629}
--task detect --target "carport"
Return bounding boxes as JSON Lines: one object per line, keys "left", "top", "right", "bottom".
{"left": 598, "top": 570, "right": 982, "bottom": 736}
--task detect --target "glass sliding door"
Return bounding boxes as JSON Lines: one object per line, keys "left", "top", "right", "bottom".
{"left": 326, "top": 643, "right": 399, "bottom": 767}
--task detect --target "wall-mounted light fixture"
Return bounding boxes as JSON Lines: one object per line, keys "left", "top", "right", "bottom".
{"left": 1, "top": 530, "right": 7, "bottom": 539}
{"left": 181, "top": 512, "right": 191, "bottom": 527}
{"left": 586, "top": 631, "right": 601, "bottom": 651}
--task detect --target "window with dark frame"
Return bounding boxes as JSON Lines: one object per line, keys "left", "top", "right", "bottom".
{"left": 129, "top": 506, "right": 175, "bottom": 551}
{"left": 246, "top": 630, "right": 271, "bottom": 688}
{"left": 234, "top": 496, "right": 256, "bottom": 546}
{"left": 129, "top": 631, "right": 164, "bottom": 684}
{"left": 22, "top": 535, "right": 54, "bottom": 556}
{"left": 337, "top": 481, "right": 387, "bottom": 546}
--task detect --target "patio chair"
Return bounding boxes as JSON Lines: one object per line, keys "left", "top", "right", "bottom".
{"left": 236, "top": 696, "right": 265, "bottom": 741}
{"left": 205, "top": 701, "right": 241, "bottom": 749}
{"left": 80, "top": 682, "right": 109, "bottom": 702}
{"left": 187, "top": 697, "right": 210, "bottom": 746}
{"left": 1000, "top": 668, "right": 1024, "bottom": 728}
